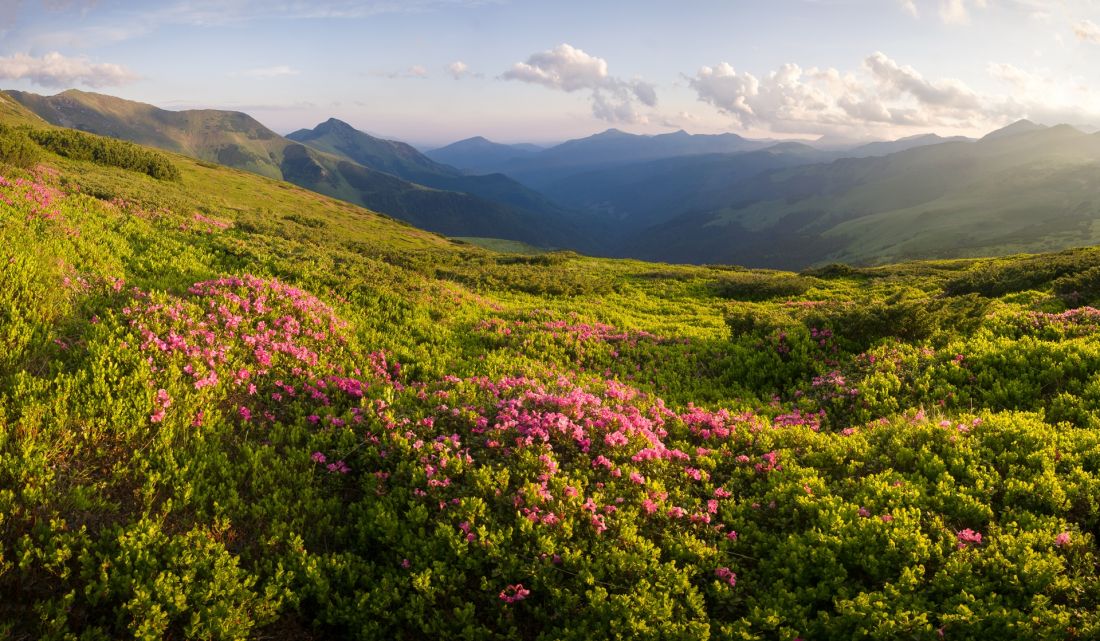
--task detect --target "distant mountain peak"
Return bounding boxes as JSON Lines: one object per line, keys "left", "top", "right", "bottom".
{"left": 982, "top": 119, "right": 1046, "bottom": 140}
{"left": 314, "top": 117, "right": 356, "bottom": 134}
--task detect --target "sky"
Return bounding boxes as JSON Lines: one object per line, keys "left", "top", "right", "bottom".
{"left": 1, "top": 0, "right": 1099, "bottom": 146}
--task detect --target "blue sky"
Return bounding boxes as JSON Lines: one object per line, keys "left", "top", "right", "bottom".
{"left": 1, "top": 0, "right": 1099, "bottom": 146}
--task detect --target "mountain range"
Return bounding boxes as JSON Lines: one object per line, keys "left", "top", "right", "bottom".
{"left": 3, "top": 89, "right": 591, "bottom": 250}
{"left": 8, "top": 88, "right": 1100, "bottom": 270}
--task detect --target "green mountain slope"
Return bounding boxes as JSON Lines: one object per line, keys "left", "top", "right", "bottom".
{"left": 479, "top": 128, "right": 778, "bottom": 188}
{"left": 286, "top": 118, "right": 589, "bottom": 240}
{"left": 540, "top": 142, "right": 840, "bottom": 233}
{"left": 9, "top": 109, "right": 1100, "bottom": 639}
{"left": 625, "top": 121, "right": 1100, "bottom": 268}
{"left": 4, "top": 89, "right": 586, "bottom": 248}
{"left": 424, "top": 135, "right": 542, "bottom": 173}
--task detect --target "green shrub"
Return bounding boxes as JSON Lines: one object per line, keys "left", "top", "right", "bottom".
{"left": 27, "top": 128, "right": 180, "bottom": 180}
{"left": 713, "top": 271, "right": 819, "bottom": 300}
{"left": 0, "top": 125, "right": 41, "bottom": 168}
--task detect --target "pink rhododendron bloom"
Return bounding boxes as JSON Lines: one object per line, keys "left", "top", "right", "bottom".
{"left": 311, "top": 451, "right": 327, "bottom": 464}
{"left": 957, "top": 528, "right": 982, "bottom": 548}
{"left": 499, "top": 584, "right": 530, "bottom": 603}
{"left": 1056, "top": 531, "right": 1071, "bottom": 547}
{"left": 715, "top": 567, "right": 737, "bottom": 587}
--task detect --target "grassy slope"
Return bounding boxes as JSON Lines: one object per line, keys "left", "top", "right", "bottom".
{"left": 5, "top": 89, "right": 581, "bottom": 248}
{"left": 285, "top": 119, "right": 600, "bottom": 251}
{"left": 11, "top": 102, "right": 1100, "bottom": 639}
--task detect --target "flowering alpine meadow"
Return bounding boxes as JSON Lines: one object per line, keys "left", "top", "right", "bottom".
{"left": 8, "top": 128, "right": 1100, "bottom": 640}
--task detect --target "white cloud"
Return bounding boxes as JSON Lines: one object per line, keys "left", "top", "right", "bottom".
{"left": 864, "top": 52, "right": 981, "bottom": 110}
{"left": 0, "top": 51, "right": 138, "bottom": 87}
{"left": 408, "top": 65, "right": 428, "bottom": 78}
{"left": 687, "top": 51, "right": 1100, "bottom": 137}
{"left": 446, "top": 60, "right": 469, "bottom": 79}
{"left": 987, "top": 61, "right": 1100, "bottom": 126}
{"left": 236, "top": 65, "right": 299, "bottom": 78}
{"left": 1074, "top": 19, "right": 1100, "bottom": 42}
{"left": 502, "top": 43, "right": 657, "bottom": 124}
{"left": 900, "top": 0, "right": 918, "bottom": 17}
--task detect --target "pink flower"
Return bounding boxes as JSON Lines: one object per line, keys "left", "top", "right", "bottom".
{"left": 238, "top": 406, "right": 252, "bottom": 422}
{"left": 858, "top": 507, "right": 870, "bottom": 518}
{"left": 311, "top": 451, "right": 327, "bottom": 464}
{"left": 957, "top": 528, "right": 982, "bottom": 549}
{"left": 714, "top": 567, "right": 737, "bottom": 587}
{"left": 499, "top": 584, "right": 530, "bottom": 603}
{"left": 880, "top": 514, "right": 893, "bottom": 523}
{"left": 1056, "top": 531, "right": 1071, "bottom": 547}
{"left": 629, "top": 472, "right": 646, "bottom": 485}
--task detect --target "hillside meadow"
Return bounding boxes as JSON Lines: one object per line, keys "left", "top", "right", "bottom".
{"left": 6, "top": 118, "right": 1100, "bottom": 640}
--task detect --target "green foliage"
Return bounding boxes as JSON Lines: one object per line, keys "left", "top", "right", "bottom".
{"left": 26, "top": 128, "right": 181, "bottom": 180}
{"left": 8, "top": 120, "right": 1100, "bottom": 640}
{"left": 944, "top": 247, "right": 1100, "bottom": 297}
{"left": 712, "top": 271, "right": 819, "bottom": 301}
{"left": 0, "top": 125, "right": 42, "bottom": 169}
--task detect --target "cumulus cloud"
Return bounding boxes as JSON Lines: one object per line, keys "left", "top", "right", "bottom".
{"left": 900, "top": 0, "right": 918, "bottom": 17}
{"left": 236, "top": 65, "right": 299, "bottom": 78}
{"left": 0, "top": 51, "right": 138, "bottom": 87}
{"left": 987, "top": 61, "right": 1100, "bottom": 126}
{"left": 502, "top": 43, "right": 657, "bottom": 124}
{"left": 1075, "top": 19, "right": 1100, "bottom": 43}
{"left": 446, "top": 60, "right": 469, "bottom": 79}
{"left": 687, "top": 51, "right": 1100, "bottom": 137}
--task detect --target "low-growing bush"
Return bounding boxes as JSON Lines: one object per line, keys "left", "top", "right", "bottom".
{"left": 713, "top": 271, "right": 819, "bottom": 300}
{"left": 0, "top": 125, "right": 41, "bottom": 168}
{"left": 27, "top": 128, "right": 181, "bottom": 180}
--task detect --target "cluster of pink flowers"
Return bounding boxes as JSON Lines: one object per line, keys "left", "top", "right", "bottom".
{"left": 499, "top": 584, "right": 530, "bottom": 603}
{"left": 189, "top": 212, "right": 231, "bottom": 232}
{"left": 957, "top": 528, "right": 983, "bottom": 549}
{"left": 150, "top": 388, "right": 171, "bottom": 423}
{"left": 125, "top": 274, "right": 371, "bottom": 427}
{"left": 714, "top": 567, "right": 737, "bottom": 587}
{"left": 0, "top": 175, "right": 62, "bottom": 221}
